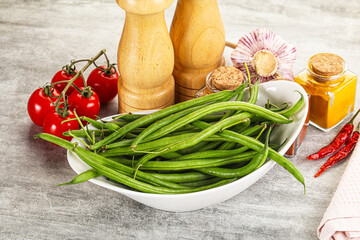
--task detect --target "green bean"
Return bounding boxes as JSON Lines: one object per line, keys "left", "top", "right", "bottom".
{"left": 200, "top": 114, "right": 226, "bottom": 122}
{"left": 220, "top": 81, "right": 248, "bottom": 120}
{"left": 57, "top": 169, "right": 102, "bottom": 186}
{"left": 102, "top": 133, "right": 227, "bottom": 156}
{"left": 63, "top": 167, "right": 164, "bottom": 188}
{"left": 131, "top": 105, "right": 203, "bottom": 149}
{"left": 149, "top": 172, "right": 211, "bottom": 183}
{"left": 175, "top": 145, "right": 249, "bottom": 161}
{"left": 76, "top": 150, "right": 236, "bottom": 193}
{"left": 103, "top": 122, "right": 120, "bottom": 131}
{"left": 119, "top": 151, "right": 256, "bottom": 171}
{"left": 79, "top": 153, "right": 191, "bottom": 189}
{"left": 135, "top": 101, "right": 292, "bottom": 149}
{"left": 161, "top": 152, "right": 183, "bottom": 159}
{"left": 178, "top": 178, "right": 224, "bottom": 188}
{"left": 266, "top": 102, "right": 289, "bottom": 112}
{"left": 196, "top": 141, "right": 223, "bottom": 152}
{"left": 247, "top": 81, "right": 259, "bottom": 104}
{"left": 198, "top": 127, "right": 271, "bottom": 178}
{"left": 177, "top": 141, "right": 209, "bottom": 155}
{"left": 252, "top": 92, "right": 304, "bottom": 123}
{"left": 277, "top": 91, "right": 304, "bottom": 118}
{"left": 62, "top": 139, "right": 237, "bottom": 193}
{"left": 81, "top": 116, "right": 104, "bottom": 129}
{"left": 231, "top": 118, "right": 251, "bottom": 133}
{"left": 217, "top": 119, "right": 251, "bottom": 150}
{"left": 113, "top": 113, "right": 144, "bottom": 121}
{"left": 64, "top": 129, "right": 113, "bottom": 138}
{"left": 191, "top": 121, "right": 305, "bottom": 190}
{"left": 35, "top": 134, "right": 192, "bottom": 190}
{"left": 135, "top": 113, "right": 253, "bottom": 170}
{"left": 92, "top": 89, "right": 240, "bottom": 150}
{"left": 224, "top": 81, "right": 259, "bottom": 121}
{"left": 178, "top": 123, "right": 268, "bottom": 160}
{"left": 115, "top": 112, "right": 227, "bottom": 123}
{"left": 106, "top": 133, "right": 193, "bottom": 149}
{"left": 214, "top": 121, "right": 265, "bottom": 150}
{"left": 103, "top": 120, "right": 128, "bottom": 127}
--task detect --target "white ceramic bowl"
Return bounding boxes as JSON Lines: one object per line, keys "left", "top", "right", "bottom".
{"left": 67, "top": 80, "right": 309, "bottom": 212}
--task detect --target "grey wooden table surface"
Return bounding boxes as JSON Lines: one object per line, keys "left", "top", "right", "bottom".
{"left": 1, "top": 0, "right": 360, "bottom": 239}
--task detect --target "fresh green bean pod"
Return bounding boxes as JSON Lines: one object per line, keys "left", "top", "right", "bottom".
{"left": 103, "top": 122, "right": 120, "bottom": 131}
{"left": 174, "top": 146, "right": 249, "bottom": 161}
{"left": 220, "top": 81, "right": 248, "bottom": 120}
{"left": 177, "top": 141, "right": 209, "bottom": 155}
{"left": 200, "top": 114, "right": 226, "bottom": 122}
{"left": 196, "top": 141, "right": 223, "bottom": 152}
{"left": 161, "top": 152, "right": 183, "bottom": 159}
{"left": 35, "top": 134, "right": 193, "bottom": 190}
{"left": 247, "top": 81, "right": 259, "bottom": 104}
{"left": 135, "top": 113, "right": 253, "bottom": 170}
{"left": 149, "top": 172, "right": 212, "bottom": 183}
{"left": 178, "top": 178, "right": 225, "bottom": 188}
{"left": 75, "top": 149, "right": 236, "bottom": 194}
{"left": 191, "top": 121, "right": 305, "bottom": 190}
{"left": 136, "top": 101, "right": 292, "bottom": 149}
{"left": 64, "top": 129, "right": 113, "bottom": 138}
{"left": 113, "top": 113, "right": 144, "bottom": 122}
{"left": 58, "top": 169, "right": 102, "bottom": 186}
{"left": 91, "top": 88, "right": 242, "bottom": 150}
{"left": 130, "top": 105, "right": 203, "bottom": 149}
{"left": 115, "top": 112, "right": 226, "bottom": 123}
{"left": 198, "top": 127, "right": 271, "bottom": 178}
{"left": 266, "top": 102, "right": 289, "bottom": 112}
{"left": 102, "top": 133, "right": 227, "bottom": 156}
{"left": 118, "top": 151, "right": 256, "bottom": 171}
{"left": 252, "top": 92, "right": 304, "bottom": 122}
{"left": 277, "top": 91, "right": 304, "bottom": 118}
{"left": 81, "top": 116, "right": 105, "bottom": 129}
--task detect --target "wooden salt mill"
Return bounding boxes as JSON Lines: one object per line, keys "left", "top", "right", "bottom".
{"left": 116, "top": 0, "right": 175, "bottom": 113}
{"left": 170, "top": 0, "right": 225, "bottom": 102}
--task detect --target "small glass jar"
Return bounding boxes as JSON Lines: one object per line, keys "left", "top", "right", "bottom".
{"left": 295, "top": 53, "right": 357, "bottom": 131}
{"left": 195, "top": 66, "right": 247, "bottom": 98}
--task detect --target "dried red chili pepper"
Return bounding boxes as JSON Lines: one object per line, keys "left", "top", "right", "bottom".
{"left": 307, "top": 109, "right": 360, "bottom": 160}
{"left": 314, "top": 123, "right": 360, "bottom": 178}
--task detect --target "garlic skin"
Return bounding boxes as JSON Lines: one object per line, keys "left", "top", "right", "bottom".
{"left": 231, "top": 29, "right": 296, "bottom": 83}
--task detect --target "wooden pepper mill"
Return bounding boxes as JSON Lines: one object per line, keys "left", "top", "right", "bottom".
{"left": 170, "top": 0, "right": 225, "bottom": 102}
{"left": 116, "top": 0, "right": 175, "bottom": 113}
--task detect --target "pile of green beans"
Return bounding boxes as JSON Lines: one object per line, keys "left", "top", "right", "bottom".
{"left": 35, "top": 81, "right": 306, "bottom": 194}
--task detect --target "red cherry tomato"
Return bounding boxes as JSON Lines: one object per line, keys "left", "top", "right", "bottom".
{"left": 87, "top": 66, "right": 119, "bottom": 103}
{"left": 51, "top": 69, "right": 84, "bottom": 95}
{"left": 68, "top": 87, "right": 100, "bottom": 122}
{"left": 43, "top": 110, "right": 79, "bottom": 141}
{"left": 27, "top": 87, "right": 60, "bottom": 126}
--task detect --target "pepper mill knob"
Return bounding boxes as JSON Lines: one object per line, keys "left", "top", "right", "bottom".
{"left": 116, "top": 0, "right": 175, "bottom": 113}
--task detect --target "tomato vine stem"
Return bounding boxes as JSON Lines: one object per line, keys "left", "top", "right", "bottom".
{"left": 54, "top": 49, "right": 106, "bottom": 117}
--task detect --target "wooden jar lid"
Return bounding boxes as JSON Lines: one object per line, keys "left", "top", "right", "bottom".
{"left": 309, "top": 53, "right": 344, "bottom": 76}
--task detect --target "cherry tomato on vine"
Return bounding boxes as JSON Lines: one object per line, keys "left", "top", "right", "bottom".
{"left": 43, "top": 109, "right": 79, "bottom": 141}
{"left": 27, "top": 86, "right": 60, "bottom": 126}
{"left": 51, "top": 66, "right": 84, "bottom": 95}
{"left": 87, "top": 65, "right": 119, "bottom": 103}
{"left": 68, "top": 87, "right": 100, "bottom": 122}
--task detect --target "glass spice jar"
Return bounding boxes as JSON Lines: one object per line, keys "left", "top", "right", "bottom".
{"left": 295, "top": 53, "right": 357, "bottom": 131}
{"left": 195, "top": 66, "right": 247, "bottom": 97}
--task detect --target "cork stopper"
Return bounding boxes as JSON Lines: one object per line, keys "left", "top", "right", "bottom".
{"left": 309, "top": 53, "right": 344, "bottom": 76}
{"left": 252, "top": 50, "right": 278, "bottom": 77}
{"left": 210, "top": 66, "right": 244, "bottom": 91}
